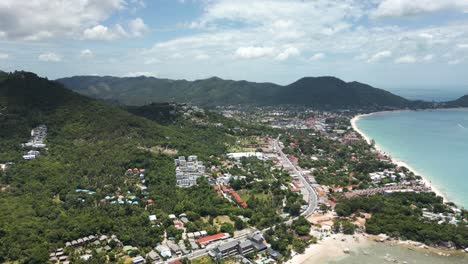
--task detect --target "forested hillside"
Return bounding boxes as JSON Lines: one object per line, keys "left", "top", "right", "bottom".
{"left": 57, "top": 75, "right": 412, "bottom": 108}
{"left": 0, "top": 72, "right": 269, "bottom": 263}
{"left": 447, "top": 95, "right": 468, "bottom": 107}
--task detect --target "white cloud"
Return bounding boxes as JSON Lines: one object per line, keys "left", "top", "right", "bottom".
{"left": 144, "top": 58, "right": 160, "bottom": 65}
{"left": 195, "top": 53, "right": 211, "bottom": 60}
{"left": 38, "top": 52, "right": 61, "bottom": 62}
{"left": 418, "top": 33, "right": 434, "bottom": 39}
{"left": 448, "top": 59, "right": 462, "bottom": 65}
{"left": 0, "top": 53, "right": 8, "bottom": 59}
{"left": 394, "top": 55, "right": 417, "bottom": 64}
{"left": 139, "top": 0, "right": 468, "bottom": 79}
{"left": 0, "top": 0, "right": 133, "bottom": 40}
{"left": 310, "top": 53, "right": 325, "bottom": 61}
{"left": 373, "top": 0, "right": 468, "bottom": 18}
{"left": 83, "top": 25, "right": 126, "bottom": 40}
{"left": 235, "top": 46, "right": 276, "bottom": 59}
{"left": 423, "top": 54, "right": 434, "bottom": 61}
{"left": 276, "top": 47, "right": 300, "bottom": 61}
{"left": 123, "top": 71, "right": 156, "bottom": 77}
{"left": 458, "top": 44, "right": 468, "bottom": 49}
{"left": 128, "top": 18, "right": 149, "bottom": 37}
{"left": 367, "top": 50, "right": 392, "bottom": 63}
{"left": 80, "top": 49, "right": 94, "bottom": 59}
{"left": 170, "top": 53, "right": 184, "bottom": 59}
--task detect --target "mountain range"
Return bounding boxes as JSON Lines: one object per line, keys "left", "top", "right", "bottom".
{"left": 58, "top": 75, "right": 422, "bottom": 109}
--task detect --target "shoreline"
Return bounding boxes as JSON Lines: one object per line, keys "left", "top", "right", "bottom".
{"left": 350, "top": 112, "right": 448, "bottom": 203}
{"left": 287, "top": 232, "right": 466, "bottom": 264}
{"left": 286, "top": 233, "right": 370, "bottom": 264}
{"left": 286, "top": 109, "right": 467, "bottom": 264}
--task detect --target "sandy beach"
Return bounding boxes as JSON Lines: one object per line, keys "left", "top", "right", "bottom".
{"left": 287, "top": 232, "right": 466, "bottom": 264}
{"left": 286, "top": 233, "right": 371, "bottom": 264}
{"left": 283, "top": 112, "right": 462, "bottom": 264}
{"left": 350, "top": 113, "right": 448, "bottom": 202}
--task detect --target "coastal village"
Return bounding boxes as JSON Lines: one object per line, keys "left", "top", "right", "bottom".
{"left": 3, "top": 104, "right": 468, "bottom": 264}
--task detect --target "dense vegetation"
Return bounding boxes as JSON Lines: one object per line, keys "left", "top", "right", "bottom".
{"left": 0, "top": 71, "right": 272, "bottom": 263}
{"left": 335, "top": 193, "right": 468, "bottom": 248}
{"left": 223, "top": 157, "right": 305, "bottom": 227}
{"left": 57, "top": 75, "right": 415, "bottom": 108}
{"left": 265, "top": 218, "right": 314, "bottom": 258}
{"left": 283, "top": 130, "right": 395, "bottom": 188}
{"left": 447, "top": 94, "right": 468, "bottom": 107}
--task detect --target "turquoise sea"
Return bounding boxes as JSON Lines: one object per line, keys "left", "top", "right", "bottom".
{"left": 325, "top": 241, "right": 468, "bottom": 264}
{"left": 321, "top": 109, "right": 468, "bottom": 264}
{"left": 355, "top": 108, "right": 468, "bottom": 208}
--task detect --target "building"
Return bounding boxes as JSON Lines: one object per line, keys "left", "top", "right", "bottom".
{"left": 155, "top": 244, "right": 172, "bottom": 258}
{"left": 22, "top": 125, "right": 48, "bottom": 150}
{"left": 215, "top": 240, "right": 239, "bottom": 258}
{"left": 146, "top": 250, "right": 160, "bottom": 262}
{"left": 166, "top": 240, "right": 182, "bottom": 255}
{"left": 212, "top": 237, "right": 266, "bottom": 259}
{"left": 175, "top": 156, "right": 206, "bottom": 187}
{"left": 227, "top": 152, "right": 264, "bottom": 160}
{"left": 23, "top": 150, "right": 40, "bottom": 160}
{"left": 196, "top": 233, "right": 230, "bottom": 246}
{"left": 132, "top": 256, "right": 145, "bottom": 264}
{"left": 229, "top": 189, "right": 247, "bottom": 208}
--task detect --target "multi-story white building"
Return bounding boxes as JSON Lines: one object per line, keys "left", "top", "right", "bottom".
{"left": 175, "top": 156, "right": 206, "bottom": 187}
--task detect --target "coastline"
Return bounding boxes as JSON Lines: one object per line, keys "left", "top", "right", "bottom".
{"left": 286, "top": 233, "right": 370, "bottom": 264}
{"left": 350, "top": 113, "right": 448, "bottom": 203}
{"left": 286, "top": 110, "right": 467, "bottom": 264}
{"left": 288, "top": 232, "right": 466, "bottom": 264}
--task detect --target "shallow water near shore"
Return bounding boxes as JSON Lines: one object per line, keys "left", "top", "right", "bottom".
{"left": 322, "top": 240, "right": 468, "bottom": 264}
{"left": 354, "top": 109, "right": 468, "bottom": 208}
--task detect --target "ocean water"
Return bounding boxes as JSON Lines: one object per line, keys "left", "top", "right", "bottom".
{"left": 389, "top": 88, "right": 467, "bottom": 102}
{"left": 355, "top": 109, "right": 468, "bottom": 208}
{"left": 326, "top": 241, "right": 468, "bottom": 264}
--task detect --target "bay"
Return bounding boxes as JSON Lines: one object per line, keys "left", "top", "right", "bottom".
{"left": 355, "top": 108, "right": 468, "bottom": 208}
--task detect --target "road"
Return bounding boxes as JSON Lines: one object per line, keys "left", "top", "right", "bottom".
{"left": 273, "top": 136, "right": 318, "bottom": 217}
{"left": 172, "top": 137, "right": 319, "bottom": 261}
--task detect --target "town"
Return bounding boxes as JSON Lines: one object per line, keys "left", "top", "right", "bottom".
{"left": 2, "top": 101, "right": 467, "bottom": 264}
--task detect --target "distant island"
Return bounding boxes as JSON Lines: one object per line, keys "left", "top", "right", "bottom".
{"left": 57, "top": 75, "right": 468, "bottom": 109}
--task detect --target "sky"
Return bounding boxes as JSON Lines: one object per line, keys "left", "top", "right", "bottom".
{"left": 0, "top": 0, "right": 468, "bottom": 91}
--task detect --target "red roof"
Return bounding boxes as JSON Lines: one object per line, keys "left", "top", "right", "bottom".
{"left": 196, "top": 233, "right": 227, "bottom": 244}
{"left": 229, "top": 189, "right": 247, "bottom": 208}
{"left": 289, "top": 187, "right": 301, "bottom": 192}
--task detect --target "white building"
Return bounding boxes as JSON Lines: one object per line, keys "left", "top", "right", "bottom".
{"left": 227, "top": 152, "right": 264, "bottom": 160}
{"left": 175, "top": 156, "right": 205, "bottom": 187}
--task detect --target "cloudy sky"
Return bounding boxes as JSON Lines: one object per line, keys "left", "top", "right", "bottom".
{"left": 1, "top": 0, "right": 468, "bottom": 90}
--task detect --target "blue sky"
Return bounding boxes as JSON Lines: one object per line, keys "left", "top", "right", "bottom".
{"left": 0, "top": 0, "right": 468, "bottom": 91}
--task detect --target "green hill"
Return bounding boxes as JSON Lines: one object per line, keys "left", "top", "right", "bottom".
{"left": 0, "top": 71, "right": 264, "bottom": 263}
{"left": 275, "top": 77, "right": 409, "bottom": 108}
{"left": 57, "top": 75, "right": 411, "bottom": 108}
{"left": 447, "top": 94, "right": 468, "bottom": 107}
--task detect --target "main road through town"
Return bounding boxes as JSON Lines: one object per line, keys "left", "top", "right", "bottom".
{"left": 174, "top": 136, "right": 319, "bottom": 262}
{"left": 273, "top": 136, "right": 318, "bottom": 217}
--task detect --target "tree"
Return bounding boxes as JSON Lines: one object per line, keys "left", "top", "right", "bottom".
{"left": 220, "top": 223, "right": 235, "bottom": 236}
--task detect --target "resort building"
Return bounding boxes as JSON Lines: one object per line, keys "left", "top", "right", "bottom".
{"left": 196, "top": 233, "right": 230, "bottom": 246}
{"left": 175, "top": 156, "right": 206, "bottom": 187}
{"left": 210, "top": 233, "right": 267, "bottom": 259}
